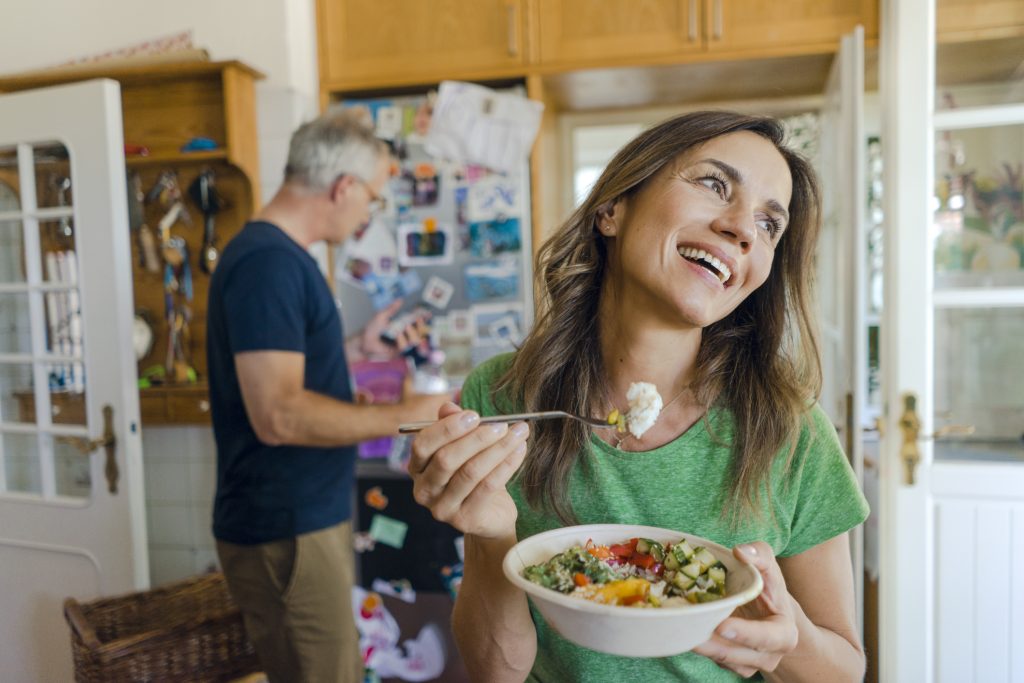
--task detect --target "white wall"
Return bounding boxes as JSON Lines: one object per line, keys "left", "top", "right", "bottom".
{"left": 1, "top": 0, "right": 323, "bottom": 585}
{"left": 0, "top": 0, "right": 321, "bottom": 202}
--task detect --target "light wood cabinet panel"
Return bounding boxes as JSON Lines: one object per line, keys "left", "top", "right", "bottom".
{"left": 318, "top": 0, "right": 528, "bottom": 87}
{"left": 534, "top": 0, "right": 704, "bottom": 68}
{"left": 705, "top": 0, "right": 877, "bottom": 54}
{"left": 937, "top": 0, "right": 1024, "bottom": 41}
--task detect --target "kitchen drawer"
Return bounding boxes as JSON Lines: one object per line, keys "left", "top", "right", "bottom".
{"left": 166, "top": 393, "right": 213, "bottom": 424}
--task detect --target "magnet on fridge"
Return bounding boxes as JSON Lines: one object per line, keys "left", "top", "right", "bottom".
{"left": 368, "top": 514, "right": 408, "bottom": 549}
{"left": 375, "top": 105, "right": 402, "bottom": 140}
{"left": 412, "top": 163, "right": 439, "bottom": 206}
{"left": 364, "top": 486, "right": 389, "bottom": 511}
{"left": 440, "top": 563, "right": 464, "bottom": 600}
{"left": 354, "top": 531, "right": 377, "bottom": 553}
{"left": 422, "top": 275, "right": 455, "bottom": 310}
{"left": 371, "top": 577, "right": 416, "bottom": 604}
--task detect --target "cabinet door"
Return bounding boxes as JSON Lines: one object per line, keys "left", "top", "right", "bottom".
{"left": 705, "top": 0, "right": 877, "bottom": 54}
{"left": 937, "top": 0, "right": 1024, "bottom": 41}
{"left": 319, "top": 0, "right": 528, "bottom": 87}
{"left": 534, "top": 0, "right": 703, "bottom": 68}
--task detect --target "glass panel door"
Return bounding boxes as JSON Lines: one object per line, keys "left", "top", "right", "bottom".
{"left": 0, "top": 142, "right": 90, "bottom": 499}
{"left": 932, "top": 105, "right": 1024, "bottom": 464}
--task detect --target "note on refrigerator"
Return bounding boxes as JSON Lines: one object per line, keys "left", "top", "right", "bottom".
{"left": 425, "top": 81, "right": 543, "bottom": 174}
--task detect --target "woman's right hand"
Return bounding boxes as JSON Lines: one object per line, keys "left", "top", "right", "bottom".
{"left": 408, "top": 402, "right": 529, "bottom": 539}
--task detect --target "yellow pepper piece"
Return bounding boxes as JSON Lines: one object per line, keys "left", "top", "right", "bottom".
{"left": 594, "top": 578, "right": 649, "bottom": 604}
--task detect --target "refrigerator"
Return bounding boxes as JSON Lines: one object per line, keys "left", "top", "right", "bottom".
{"left": 333, "top": 85, "right": 536, "bottom": 683}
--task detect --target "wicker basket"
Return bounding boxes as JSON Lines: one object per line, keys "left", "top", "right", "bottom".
{"left": 63, "top": 572, "right": 261, "bottom": 682}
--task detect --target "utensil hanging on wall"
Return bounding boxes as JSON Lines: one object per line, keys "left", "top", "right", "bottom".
{"left": 188, "top": 168, "right": 224, "bottom": 274}
{"left": 127, "top": 170, "right": 160, "bottom": 273}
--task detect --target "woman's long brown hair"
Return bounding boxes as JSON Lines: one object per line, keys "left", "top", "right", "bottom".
{"left": 498, "top": 111, "right": 823, "bottom": 525}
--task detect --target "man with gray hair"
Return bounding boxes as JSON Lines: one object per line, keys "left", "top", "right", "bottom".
{"left": 206, "top": 109, "right": 450, "bottom": 682}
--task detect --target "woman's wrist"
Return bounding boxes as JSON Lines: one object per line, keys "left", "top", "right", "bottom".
{"left": 766, "top": 594, "right": 863, "bottom": 683}
{"left": 467, "top": 531, "right": 518, "bottom": 555}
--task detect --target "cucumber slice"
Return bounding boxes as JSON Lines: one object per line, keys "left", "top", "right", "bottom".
{"left": 681, "top": 561, "right": 702, "bottom": 580}
{"left": 674, "top": 540, "right": 695, "bottom": 560}
{"left": 708, "top": 566, "right": 726, "bottom": 586}
{"left": 636, "top": 538, "right": 665, "bottom": 561}
{"left": 671, "top": 572, "right": 696, "bottom": 591}
{"left": 663, "top": 552, "right": 680, "bottom": 570}
{"left": 694, "top": 547, "right": 717, "bottom": 570}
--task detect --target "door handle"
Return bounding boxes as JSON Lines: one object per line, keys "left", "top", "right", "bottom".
{"left": 898, "top": 393, "right": 921, "bottom": 485}
{"left": 896, "top": 393, "right": 976, "bottom": 486}
{"left": 506, "top": 3, "right": 519, "bottom": 57}
{"left": 712, "top": 0, "right": 723, "bottom": 40}
{"left": 57, "top": 404, "right": 119, "bottom": 494}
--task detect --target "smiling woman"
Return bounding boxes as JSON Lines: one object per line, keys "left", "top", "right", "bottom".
{"left": 407, "top": 111, "right": 868, "bottom": 683}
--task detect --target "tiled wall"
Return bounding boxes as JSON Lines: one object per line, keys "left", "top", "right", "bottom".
{"left": 141, "top": 425, "right": 220, "bottom": 586}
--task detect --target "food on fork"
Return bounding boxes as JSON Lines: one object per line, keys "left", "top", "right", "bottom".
{"left": 606, "top": 382, "right": 663, "bottom": 439}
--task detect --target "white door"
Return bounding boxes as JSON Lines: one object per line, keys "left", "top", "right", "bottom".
{"left": 0, "top": 79, "right": 146, "bottom": 682}
{"left": 880, "top": 0, "right": 1024, "bottom": 680}
{"left": 816, "top": 25, "right": 867, "bottom": 636}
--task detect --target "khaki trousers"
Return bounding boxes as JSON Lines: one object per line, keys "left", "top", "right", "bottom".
{"left": 217, "top": 521, "right": 363, "bottom": 683}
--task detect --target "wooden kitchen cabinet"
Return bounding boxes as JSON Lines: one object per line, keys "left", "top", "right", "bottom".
{"left": 936, "top": 0, "right": 1024, "bottom": 41}
{"left": 317, "top": 0, "right": 529, "bottom": 89}
{"left": 317, "top": 0, "right": 878, "bottom": 89}
{"left": 533, "top": 0, "right": 705, "bottom": 69}
{"left": 530, "top": 0, "right": 876, "bottom": 71}
{"left": 0, "top": 61, "right": 263, "bottom": 426}
{"left": 704, "top": 0, "right": 878, "bottom": 55}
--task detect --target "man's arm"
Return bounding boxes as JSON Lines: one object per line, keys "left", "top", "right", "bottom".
{"left": 235, "top": 349, "right": 449, "bottom": 447}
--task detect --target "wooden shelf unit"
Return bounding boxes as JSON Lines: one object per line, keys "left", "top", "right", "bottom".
{"left": 0, "top": 60, "right": 264, "bottom": 426}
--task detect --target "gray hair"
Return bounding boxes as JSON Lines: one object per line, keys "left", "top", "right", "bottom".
{"left": 284, "top": 108, "right": 386, "bottom": 191}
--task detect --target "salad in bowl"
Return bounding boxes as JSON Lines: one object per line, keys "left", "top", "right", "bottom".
{"left": 502, "top": 524, "right": 763, "bottom": 657}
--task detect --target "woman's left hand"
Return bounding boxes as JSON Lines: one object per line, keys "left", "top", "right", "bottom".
{"left": 692, "top": 542, "right": 799, "bottom": 678}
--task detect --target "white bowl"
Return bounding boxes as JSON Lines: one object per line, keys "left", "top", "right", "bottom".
{"left": 502, "top": 523, "right": 763, "bottom": 658}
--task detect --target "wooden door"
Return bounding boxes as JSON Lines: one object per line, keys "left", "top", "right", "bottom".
{"left": 0, "top": 79, "right": 145, "bottom": 681}
{"left": 705, "top": 0, "right": 877, "bottom": 55}
{"left": 533, "top": 0, "right": 704, "bottom": 68}
{"left": 318, "top": 0, "right": 528, "bottom": 88}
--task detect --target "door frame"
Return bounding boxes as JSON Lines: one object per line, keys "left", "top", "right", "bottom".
{"left": 879, "top": 0, "right": 935, "bottom": 679}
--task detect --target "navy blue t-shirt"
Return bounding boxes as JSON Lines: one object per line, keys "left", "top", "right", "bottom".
{"left": 207, "top": 221, "right": 355, "bottom": 545}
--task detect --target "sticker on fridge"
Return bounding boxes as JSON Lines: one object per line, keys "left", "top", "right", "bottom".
{"left": 466, "top": 176, "right": 520, "bottom": 222}
{"left": 470, "top": 303, "right": 525, "bottom": 346}
{"left": 422, "top": 275, "right": 455, "bottom": 309}
{"left": 469, "top": 217, "right": 521, "bottom": 257}
{"left": 463, "top": 257, "right": 519, "bottom": 302}
{"left": 398, "top": 221, "right": 454, "bottom": 266}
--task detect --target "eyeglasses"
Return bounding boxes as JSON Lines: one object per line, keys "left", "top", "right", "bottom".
{"left": 351, "top": 176, "right": 387, "bottom": 215}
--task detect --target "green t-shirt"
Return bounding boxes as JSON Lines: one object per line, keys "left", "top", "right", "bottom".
{"left": 460, "top": 353, "right": 869, "bottom": 683}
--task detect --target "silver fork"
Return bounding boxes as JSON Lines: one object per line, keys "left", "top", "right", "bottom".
{"left": 398, "top": 410, "right": 616, "bottom": 434}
